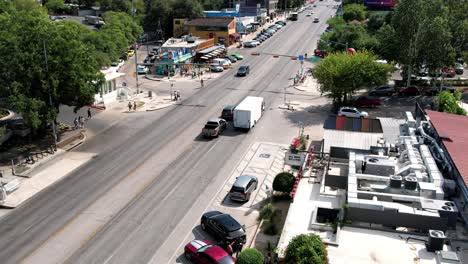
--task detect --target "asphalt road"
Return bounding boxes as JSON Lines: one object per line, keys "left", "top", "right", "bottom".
{"left": 0, "top": 4, "right": 338, "bottom": 264}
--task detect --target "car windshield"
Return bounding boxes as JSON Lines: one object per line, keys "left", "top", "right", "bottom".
{"left": 198, "top": 244, "right": 213, "bottom": 253}
{"left": 228, "top": 229, "right": 245, "bottom": 240}
{"left": 218, "top": 255, "right": 235, "bottom": 264}
{"left": 204, "top": 122, "right": 218, "bottom": 128}
{"left": 231, "top": 186, "right": 244, "bottom": 192}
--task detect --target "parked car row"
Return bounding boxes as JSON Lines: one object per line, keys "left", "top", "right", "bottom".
{"left": 368, "top": 84, "right": 459, "bottom": 97}
{"left": 244, "top": 20, "right": 286, "bottom": 48}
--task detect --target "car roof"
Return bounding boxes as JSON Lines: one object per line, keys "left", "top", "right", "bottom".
{"left": 212, "top": 214, "right": 242, "bottom": 232}
{"left": 233, "top": 175, "right": 255, "bottom": 188}
{"left": 208, "top": 118, "right": 224, "bottom": 123}
{"left": 339, "top": 106, "right": 357, "bottom": 111}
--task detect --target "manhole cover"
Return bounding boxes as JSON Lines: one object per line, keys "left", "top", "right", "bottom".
{"left": 259, "top": 153, "right": 271, "bottom": 158}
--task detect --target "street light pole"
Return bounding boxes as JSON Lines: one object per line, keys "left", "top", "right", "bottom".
{"left": 42, "top": 25, "right": 63, "bottom": 149}
{"left": 134, "top": 44, "right": 139, "bottom": 94}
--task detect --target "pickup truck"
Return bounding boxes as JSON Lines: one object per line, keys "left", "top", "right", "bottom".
{"left": 201, "top": 118, "right": 227, "bottom": 138}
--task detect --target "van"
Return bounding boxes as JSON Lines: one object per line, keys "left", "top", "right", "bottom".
{"left": 233, "top": 96, "right": 265, "bottom": 129}
{"left": 212, "top": 58, "right": 231, "bottom": 69}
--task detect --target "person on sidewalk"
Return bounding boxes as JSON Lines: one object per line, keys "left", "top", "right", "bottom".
{"left": 87, "top": 108, "right": 92, "bottom": 119}
{"left": 73, "top": 117, "right": 79, "bottom": 130}
{"left": 200, "top": 79, "right": 204, "bottom": 88}
{"left": 79, "top": 116, "right": 84, "bottom": 128}
{"left": 133, "top": 101, "right": 137, "bottom": 111}
{"left": 128, "top": 101, "right": 132, "bottom": 111}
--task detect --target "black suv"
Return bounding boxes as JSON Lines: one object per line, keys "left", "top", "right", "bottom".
{"left": 237, "top": 65, "right": 250, "bottom": 77}
{"left": 201, "top": 211, "right": 246, "bottom": 244}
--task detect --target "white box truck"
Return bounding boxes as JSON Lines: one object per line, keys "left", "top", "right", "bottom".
{"left": 233, "top": 96, "right": 265, "bottom": 129}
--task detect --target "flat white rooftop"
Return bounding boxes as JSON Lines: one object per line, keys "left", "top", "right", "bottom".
{"left": 328, "top": 227, "right": 450, "bottom": 264}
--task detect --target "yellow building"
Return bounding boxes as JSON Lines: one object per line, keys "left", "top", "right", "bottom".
{"left": 185, "top": 17, "right": 240, "bottom": 47}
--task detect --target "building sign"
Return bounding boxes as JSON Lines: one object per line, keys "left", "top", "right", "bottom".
{"left": 285, "top": 151, "right": 306, "bottom": 166}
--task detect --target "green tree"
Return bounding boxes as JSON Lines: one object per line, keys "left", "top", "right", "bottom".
{"left": 366, "top": 13, "right": 386, "bottom": 33}
{"left": 171, "top": 0, "right": 203, "bottom": 19}
{"left": 143, "top": 0, "right": 171, "bottom": 38}
{"left": 285, "top": 234, "right": 328, "bottom": 264}
{"left": 314, "top": 51, "right": 392, "bottom": 106}
{"left": 437, "top": 91, "right": 467, "bottom": 115}
{"left": 272, "top": 172, "right": 295, "bottom": 193}
{"left": 45, "top": 0, "right": 69, "bottom": 14}
{"left": 375, "top": 24, "right": 398, "bottom": 62}
{"left": 201, "top": 0, "right": 224, "bottom": 10}
{"left": 237, "top": 248, "right": 264, "bottom": 264}
{"left": 0, "top": 2, "right": 103, "bottom": 131}
{"left": 342, "top": 3, "right": 366, "bottom": 22}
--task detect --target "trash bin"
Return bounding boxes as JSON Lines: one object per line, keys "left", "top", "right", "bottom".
{"left": 148, "top": 90, "right": 152, "bottom": 98}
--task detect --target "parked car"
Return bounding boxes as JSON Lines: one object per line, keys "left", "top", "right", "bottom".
{"left": 313, "top": 17, "right": 320, "bottom": 23}
{"left": 275, "top": 20, "right": 286, "bottom": 26}
{"left": 314, "top": 49, "right": 328, "bottom": 58}
{"left": 426, "top": 86, "right": 456, "bottom": 96}
{"left": 243, "top": 41, "right": 259, "bottom": 48}
{"left": 441, "top": 67, "right": 456, "bottom": 78}
{"left": 237, "top": 65, "right": 250, "bottom": 77}
{"left": 127, "top": 49, "right": 135, "bottom": 57}
{"left": 369, "top": 85, "right": 395, "bottom": 96}
{"left": 212, "top": 58, "right": 231, "bottom": 69}
{"left": 271, "top": 24, "right": 282, "bottom": 29}
{"left": 265, "top": 29, "right": 276, "bottom": 34}
{"left": 136, "top": 65, "right": 148, "bottom": 74}
{"left": 353, "top": 96, "right": 382, "bottom": 107}
{"left": 253, "top": 37, "right": 264, "bottom": 43}
{"left": 229, "top": 175, "right": 258, "bottom": 202}
{"left": 455, "top": 63, "right": 464, "bottom": 75}
{"left": 201, "top": 211, "right": 247, "bottom": 244}
{"left": 337, "top": 107, "right": 368, "bottom": 118}
{"left": 184, "top": 239, "right": 235, "bottom": 264}
{"left": 110, "top": 59, "right": 124, "bottom": 70}
{"left": 209, "top": 64, "right": 224, "bottom": 72}
{"left": 201, "top": 118, "right": 227, "bottom": 138}
{"left": 261, "top": 31, "right": 273, "bottom": 37}
{"left": 398, "top": 86, "right": 420, "bottom": 96}
{"left": 231, "top": 54, "right": 244, "bottom": 60}
{"left": 255, "top": 35, "right": 267, "bottom": 42}
{"left": 306, "top": 12, "right": 312, "bottom": 17}
{"left": 225, "top": 55, "right": 238, "bottom": 63}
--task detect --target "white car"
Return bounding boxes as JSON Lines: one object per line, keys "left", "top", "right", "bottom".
{"left": 337, "top": 107, "right": 368, "bottom": 118}
{"left": 209, "top": 64, "right": 224, "bottom": 72}
{"left": 244, "top": 41, "right": 260, "bottom": 48}
{"left": 212, "top": 58, "right": 231, "bottom": 69}
{"left": 136, "top": 65, "right": 148, "bottom": 74}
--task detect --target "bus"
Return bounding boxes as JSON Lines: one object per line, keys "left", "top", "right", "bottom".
{"left": 290, "top": 12, "right": 299, "bottom": 21}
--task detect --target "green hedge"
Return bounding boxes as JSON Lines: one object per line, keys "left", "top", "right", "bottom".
{"left": 237, "top": 248, "right": 264, "bottom": 264}
{"left": 285, "top": 234, "right": 328, "bottom": 264}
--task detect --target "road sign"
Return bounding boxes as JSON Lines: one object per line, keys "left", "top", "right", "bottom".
{"left": 122, "top": 82, "right": 127, "bottom": 87}
{"left": 298, "top": 55, "right": 304, "bottom": 61}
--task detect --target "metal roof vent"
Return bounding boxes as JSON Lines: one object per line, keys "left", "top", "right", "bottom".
{"left": 427, "top": 230, "right": 446, "bottom": 252}
{"left": 404, "top": 176, "right": 418, "bottom": 190}
{"left": 390, "top": 175, "right": 402, "bottom": 188}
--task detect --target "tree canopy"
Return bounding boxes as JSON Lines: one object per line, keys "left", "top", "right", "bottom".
{"left": 0, "top": 1, "right": 141, "bottom": 132}
{"left": 314, "top": 51, "right": 393, "bottom": 106}
{"left": 342, "top": 3, "right": 366, "bottom": 22}
{"left": 285, "top": 234, "right": 328, "bottom": 264}
{"left": 437, "top": 91, "right": 467, "bottom": 115}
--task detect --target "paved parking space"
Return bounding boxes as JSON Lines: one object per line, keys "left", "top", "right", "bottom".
{"left": 215, "top": 142, "right": 287, "bottom": 209}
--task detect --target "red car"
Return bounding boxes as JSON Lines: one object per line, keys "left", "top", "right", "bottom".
{"left": 353, "top": 96, "right": 382, "bottom": 107}
{"left": 398, "top": 86, "right": 420, "bottom": 96}
{"left": 441, "top": 67, "right": 456, "bottom": 78}
{"left": 314, "top": 49, "right": 328, "bottom": 58}
{"left": 184, "top": 239, "right": 235, "bottom": 264}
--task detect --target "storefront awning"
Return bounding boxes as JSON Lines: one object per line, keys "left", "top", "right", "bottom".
{"left": 197, "top": 44, "right": 224, "bottom": 55}
{"left": 200, "top": 56, "right": 210, "bottom": 60}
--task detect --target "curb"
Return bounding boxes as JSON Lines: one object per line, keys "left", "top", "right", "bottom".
{"left": 293, "top": 85, "right": 307, "bottom": 92}
{"left": 17, "top": 148, "right": 67, "bottom": 178}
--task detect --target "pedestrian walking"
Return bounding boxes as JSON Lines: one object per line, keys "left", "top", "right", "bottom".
{"left": 128, "top": 101, "right": 132, "bottom": 111}
{"left": 177, "top": 91, "right": 181, "bottom": 101}
{"left": 87, "top": 108, "right": 92, "bottom": 119}
{"left": 133, "top": 101, "right": 137, "bottom": 111}
{"left": 73, "top": 117, "right": 79, "bottom": 129}
{"left": 79, "top": 116, "right": 84, "bottom": 128}
{"left": 200, "top": 79, "right": 204, "bottom": 88}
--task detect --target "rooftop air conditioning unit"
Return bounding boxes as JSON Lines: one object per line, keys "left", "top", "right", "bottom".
{"left": 404, "top": 176, "right": 418, "bottom": 190}
{"left": 390, "top": 175, "right": 402, "bottom": 189}
{"left": 439, "top": 202, "right": 458, "bottom": 227}
{"left": 427, "top": 230, "right": 446, "bottom": 252}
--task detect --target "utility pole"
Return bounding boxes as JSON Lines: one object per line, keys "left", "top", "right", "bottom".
{"left": 134, "top": 44, "right": 139, "bottom": 94}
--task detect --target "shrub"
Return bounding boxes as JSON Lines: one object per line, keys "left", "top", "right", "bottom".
{"left": 272, "top": 172, "right": 295, "bottom": 193}
{"left": 285, "top": 234, "right": 328, "bottom": 264}
{"left": 259, "top": 203, "right": 276, "bottom": 221}
{"left": 342, "top": 3, "right": 366, "bottom": 22}
{"left": 263, "top": 222, "right": 278, "bottom": 235}
{"left": 237, "top": 248, "right": 264, "bottom": 264}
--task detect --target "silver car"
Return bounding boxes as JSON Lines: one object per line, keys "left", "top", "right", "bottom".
{"left": 229, "top": 175, "right": 258, "bottom": 202}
